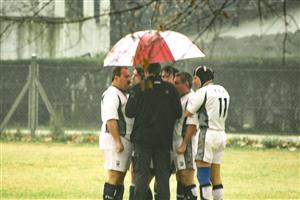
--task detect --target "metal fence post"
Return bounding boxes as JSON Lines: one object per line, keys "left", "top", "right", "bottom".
{"left": 28, "top": 55, "right": 38, "bottom": 137}
{"left": 0, "top": 56, "right": 64, "bottom": 138}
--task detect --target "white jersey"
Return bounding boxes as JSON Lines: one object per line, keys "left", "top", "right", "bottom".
{"left": 174, "top": 91, "right": 198, "bottom": 138}
{"left": 172, "top": 91, "right": 199, "bottom": 170}
{"left": 187, "top": 84, "right": 230, "bottom": 131}
{"left": 99, "top": 86, "right": 134, "bottom": 149}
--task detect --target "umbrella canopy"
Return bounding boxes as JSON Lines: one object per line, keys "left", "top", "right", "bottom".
{"left": 104, "top": 30, "right": 205, "bottom": 67}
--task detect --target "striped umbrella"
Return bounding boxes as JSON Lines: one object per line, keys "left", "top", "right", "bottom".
{"left": 104, "top": 30, "right": 205, "bottom": 67}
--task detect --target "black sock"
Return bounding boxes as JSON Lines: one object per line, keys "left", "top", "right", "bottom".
{"left": 115, "top": 184, "right": 124, "bottom": 200}
{"left": 176, "top": 182, "right": 185, "bottom": 200}
{"left": 185, "top": 184, "right": 197, "bottom": 200}
{"left": 103, "top": 182, "right": 117, "bottom": 200}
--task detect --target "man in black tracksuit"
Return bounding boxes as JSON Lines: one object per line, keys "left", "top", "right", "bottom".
{"left": 125, "top": 63, "right": 182, "bottom": 200}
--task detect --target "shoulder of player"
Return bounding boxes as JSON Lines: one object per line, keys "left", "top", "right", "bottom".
{"left": 195, "top": 87, "right": 207, "bottom": 95}
{"left": 187, "top": 90, "right": 195, "bottom": 97}
{"left": 102, "top": 86, "right": 124, "bottom": 102}
{"left": 180, "top": 91, "right": 191, "bottom": 101}
{"left": 104, "top": 86, "right": 119, "bottom": 96}
{"left": 208, "top": 84, "right": 228, "bottom": 94}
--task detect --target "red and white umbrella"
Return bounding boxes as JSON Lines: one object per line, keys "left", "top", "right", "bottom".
{"left": 104, "top": 30, "right": 205, "bottom": 67}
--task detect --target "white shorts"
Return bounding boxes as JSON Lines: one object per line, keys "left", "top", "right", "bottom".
{"left": 172, "top": 136, "right": 197, "bottom": 171}
{"left": 100, "top": 132, "right": 133, "bottom": 172}
{"left": 195, "top": 128, "right": 226, "bottom": 164}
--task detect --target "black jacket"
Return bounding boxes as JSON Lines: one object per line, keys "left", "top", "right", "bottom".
{"left": 125, "top": 76, "right": 182, "bottom": 150}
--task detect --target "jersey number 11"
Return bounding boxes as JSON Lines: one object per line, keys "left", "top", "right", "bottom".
{"left": 218, "top": 98, "right": 228, "bottom": 117}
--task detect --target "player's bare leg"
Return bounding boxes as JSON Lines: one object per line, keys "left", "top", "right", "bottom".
{"left": 196, "top": 160, "right": 212, "bottom": 200}
{"left": 211, "top": 164, "right": 223, "bottom": 200}
{"left": 103, "top": 170, "right": 126, "bottom": 200}
{"left": 177, "top": 169, "right": 197, "bottom": 200}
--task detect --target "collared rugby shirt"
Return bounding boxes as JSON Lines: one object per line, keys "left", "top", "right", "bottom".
{"left": 173, "top": 91, "right": 198, "bottom": 138}
{"left": 187, "top": 84, "right": 230, "bottom": 131}
{"left": 100, "top": 86, "right": 133, "bottom": 139}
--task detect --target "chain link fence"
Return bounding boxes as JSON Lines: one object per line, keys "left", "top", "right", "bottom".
{"left": 0, "top": 58, "right": 299, "bottom": 134}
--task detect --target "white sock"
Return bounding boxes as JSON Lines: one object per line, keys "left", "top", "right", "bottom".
{"left": 200, "top": 185, "right": 211, "bottom": 200}
{"left": 185, "top": 184, "right": 198, "bottom": 199}
{"left": 212, "top": 184, "right": 223, "bottom": 200}
{"left": 191, "top": 186, "right": 198, "bottom": 197}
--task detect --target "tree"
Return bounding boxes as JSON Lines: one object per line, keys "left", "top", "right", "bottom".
{"left": 1, "top": 0, "right": 299, "bottom": 63}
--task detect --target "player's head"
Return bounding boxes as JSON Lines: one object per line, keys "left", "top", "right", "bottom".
{"left": 112, "top": 66, "right": 131, "bottom": 91}
{"left": 145, "top": 63, "right": 161, "bottom": 77}
{"left": 131, "top": 67, "right": 144, "bottom": 85}
{"left": 193, "top": 65, "right": 214, "bottom": 89}
{"left": 174, "top": 72, "right": 192, "bottom": 95}
{"left": 161, "top": 65, "right": 179, "bottom": 84}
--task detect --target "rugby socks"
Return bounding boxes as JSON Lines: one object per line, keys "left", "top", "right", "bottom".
{"left": 200, "top": 184, "right": 211, "bottom": 200}
{"left": 212, "top": 184, "right": 223, "bottom": 200}
{"left": 185, "top": 184, "right": 198, "bottom": 200}
{"left": 129, "top": 185, "right": 135, "bottom": 200}
{"left": 177, "top": 182, "right": 198, "bottom": 200}
{"left": 103, "top": 183, "right": 124, "bottom": 200}
{"left": 103, "top": 182, "right": 117, "bottom": 200}
{"left": 176, "top": 182, "right": 185, "bottom": 200}
{"left": 197, "top": 167, "right": 212, "bottom": 200}
{"left": 115, "top": 184, "right": 124, "bottom": 200}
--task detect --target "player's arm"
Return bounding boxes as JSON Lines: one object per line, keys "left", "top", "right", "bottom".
{"left": 106, "top": 119, "right": 124, "bottom": 153}
{"left": 185, "top": 110, "right": 193, "bottom": 117}
{"left": 177, "top": 124, "right": 197, "bottom": 154}
{"left": 102, "top": 91, "right": 124, "bottom": 153}
{"left": 185, "top": 89, "right": 205, "bottom": 117}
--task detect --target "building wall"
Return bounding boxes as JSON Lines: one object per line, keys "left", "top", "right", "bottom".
{"left": 0, "top": 0, "right": 110, "bottom": 59}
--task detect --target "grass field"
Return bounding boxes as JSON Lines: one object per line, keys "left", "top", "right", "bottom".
{"left": 1, "top": 142, "right": 299, "bottom": 199}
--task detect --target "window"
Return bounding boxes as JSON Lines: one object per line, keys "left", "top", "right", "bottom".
{"left": 65, "top": 0, "right": 83, "bottom": 19}
{"left": 94, "top": 0, "right": 100, "bottom": 23}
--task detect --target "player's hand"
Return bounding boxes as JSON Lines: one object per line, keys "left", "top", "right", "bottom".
{"left": 115, "top": 140, "right": 124, "bottom": 153}
{"left": 176, "top": 142, "right": 187, "bottom": 154}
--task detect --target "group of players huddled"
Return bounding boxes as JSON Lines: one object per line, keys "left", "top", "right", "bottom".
{"left": 100, "top": 63, "right": 230, "bottom": 200}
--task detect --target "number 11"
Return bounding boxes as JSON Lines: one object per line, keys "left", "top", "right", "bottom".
{"left": 218, "top": 98, "right": 227, "bottom": 117}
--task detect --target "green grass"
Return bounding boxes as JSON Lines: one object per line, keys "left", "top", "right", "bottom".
{"left": 1, "top": 142, "right": 299, "bottom": 199}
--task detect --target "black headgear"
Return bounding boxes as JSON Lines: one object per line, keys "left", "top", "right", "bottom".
{"left": 194, "top": 65, "right": 214, "bottom": 87}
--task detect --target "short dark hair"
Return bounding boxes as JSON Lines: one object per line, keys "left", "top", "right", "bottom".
{"left": 112, "top": 66, "right": 127, "bottom": 82}
{"left": 175, "top": 72, "right": 193, "bottom": 89}
{"left": 162, "top": 65, "right": 179, "bottom": 77}
{"left": 147, "top": 63, "right": 161, "bottom": 76}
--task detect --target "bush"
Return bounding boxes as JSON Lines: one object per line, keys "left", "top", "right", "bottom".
{"left": 227, "top": 135, "right": 299, "bottom": 151}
